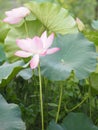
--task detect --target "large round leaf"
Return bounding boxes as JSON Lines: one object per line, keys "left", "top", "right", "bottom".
{"left": 0, "top": 94, "right": 26, "bottom": 130}
{"left": 62, "top": 113, "right": 98, "bottom": 130}
{"left": 47, "top": 113, "right": 98, "bottom": 130}
{"left": 5, "top": 20, "right": 44, "bottom": 61}
{"left": 0, "top": 60, "right": 25, "bottom": 86}
{"left": 25, "top": 2, "right": 78, "bottom": 34}
{"left": 40, "top": 33, "right": 97, "bottom": 81}
{"left": 47, "top": 120, "right": 64, "bottom": 130}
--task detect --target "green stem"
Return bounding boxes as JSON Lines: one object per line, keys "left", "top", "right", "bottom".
{"left": 89, "top": 78, "right": 92, "bottom": 118}
{"left": 68, "top": 95, "right": 89, "bottom": 112}
{"left": 44, "top": 78, "right": 48, "bottom": 126}
{"left": 24, "top": 18, "right": 29, "bottom": 37}
{"left": 56, "top": 84, "right": 63, "bottom": 123}
{"left": 38, "top": 64, "right": 44, "bottom": 130}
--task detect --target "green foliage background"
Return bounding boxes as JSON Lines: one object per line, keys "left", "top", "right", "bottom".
{"left": 0, "top": 0, "right": 97, "bottom": 24}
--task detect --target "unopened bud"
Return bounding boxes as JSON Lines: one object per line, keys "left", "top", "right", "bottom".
{"left": 76, "top": 18, "right": 85, "bottom": 31}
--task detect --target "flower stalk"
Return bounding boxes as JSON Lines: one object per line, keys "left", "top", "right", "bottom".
{"left": 56, "top": 84, "right": 63, "bottom": 123}
{"left": 38, "top": 64, "right": 44, "bottom": 130}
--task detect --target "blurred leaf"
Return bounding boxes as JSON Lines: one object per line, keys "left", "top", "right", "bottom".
{"left": 0, "top": 94, "right": 26, "bottom": 130}
{"left": 30, "top": 0, "right": 58, "bottom": 3}
{"left": 48, "top": 110, "right": 57, "bottom": 118}
{"left": 92, "top": 20, "right": 98, "bottom": 30}
{"left": 26, "top": 12, "right": 36, "bottom": 21}
{"left": 0, "top": 20, "right": 10, "bottom": 43}
{"left": 0, "top": 60, "right": 25, "bottom": 86}
{"left": 47, "top": 113, "right": 98, "bottom": 130}
{"left": 25, "top": 2, "right": 78, "bottom": 34}
{"left": 40, "top": 33, "right": 97, "bottom": 81}
{"left": 0, "top": 45, "right": 6, "bottom": 63}
{"left": 61, "top": 112, "right": 98, "bottom": 130}
{"left": 47, "top": 120, "right": 64, "bottom": 130}
{"left": 84, "top": 30, "right": 98, "bottom": 46}
{"left": 90, "top": 73, "right": 98, "bottom": 91}
{"left": 48, "top": 103, "right": 58, "bottom": 107}
{"left": 61, "top": 0, "right": 96, "bottom": 24}
{"left": 5, "top": 20, "right": 44, "bottom": 62}
{"left": 17, "top": 68, "right": 32, "bottom": 80}
{"left": 96, "top": 64, "right": 98, "bottom": 73}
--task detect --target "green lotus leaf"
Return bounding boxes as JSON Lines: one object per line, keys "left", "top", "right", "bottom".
{"left": 0, "top": 60, "right": 25, "bottom": 86}
{"left": 47, "top": 120, "right": 64, "bottom": 130}
{"left": 17, "top": 68, "right": 32, "bottom": 80}
{"left": 47, "top": 113, "right": 98, "bottom": 130}
{"left": 25, "top": 2, "right": 78, "bottom": 34}
{"left": 0, "top": 20, "right": 10, "bottom": 43}
{"left": 0, "top": 45, "right": 6, "bottom": 63}
{"left": 0, "top": 94, "right": 26, "bottom": 130}
{"left": 92, "top": 20, "right": 98, "bottom": 30}
{"left": 40, "top": 33, "right": 97, "bottom": 81}
{"left": 61, "top": 113, "right": 98, "bottom": 130}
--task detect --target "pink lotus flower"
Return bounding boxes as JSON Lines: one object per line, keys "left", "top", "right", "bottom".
{"left": 3, "top": 7, "right": 30, "bottom": 24}
{"left": 15, "top": 31, "right": 60, "bottom": 69}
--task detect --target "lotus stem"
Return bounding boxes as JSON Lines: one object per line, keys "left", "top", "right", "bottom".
{"left": 38, "top": 64, "right": 44, "bottom": 130}
{"left": 88, "top": 78, "right": 92, "bottom": 118}
{"left": 56, "top": 84, "right": 63, "bottom": 123}
{"left": 68, "top": 95, "right": 89, "bottom": 112}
